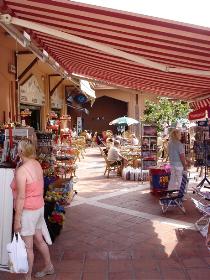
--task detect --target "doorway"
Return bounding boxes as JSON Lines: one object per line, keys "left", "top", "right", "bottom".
{"left": 20, "top": 104, "right": 41, "bottom": 131}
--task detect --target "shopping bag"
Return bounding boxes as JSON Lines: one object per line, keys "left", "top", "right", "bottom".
{"left": 6, "top": 233, "right": 29, "bottom": 273}
{"left": 42, "top": 220, "right": 52, "bottom": 245}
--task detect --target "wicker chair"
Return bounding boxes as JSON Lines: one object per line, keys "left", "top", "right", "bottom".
{"left": 102, "top": 154, "right": 120, "bottom": 178}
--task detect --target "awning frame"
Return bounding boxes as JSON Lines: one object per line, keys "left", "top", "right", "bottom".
{"left": 2, "top": 13, "right": 210, "bottom": 78}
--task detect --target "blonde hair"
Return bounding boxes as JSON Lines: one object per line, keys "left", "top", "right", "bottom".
{"left": 170, "top": 129, "right": 181, "bottom": 141}
{"left": 18, "top": 138, "right": 36, "bottom": 158}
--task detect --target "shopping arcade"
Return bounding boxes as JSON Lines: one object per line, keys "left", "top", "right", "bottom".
{"left": 0, "top": 0, "right": 210, "bottom": 105}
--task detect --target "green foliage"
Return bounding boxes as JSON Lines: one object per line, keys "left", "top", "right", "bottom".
{"left": 143, "top": 97, "right": 190, "bottom": 132}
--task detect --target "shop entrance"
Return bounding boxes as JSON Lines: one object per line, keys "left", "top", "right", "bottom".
{"left": 20, "top": 104, "right": 41, "bottom": 131}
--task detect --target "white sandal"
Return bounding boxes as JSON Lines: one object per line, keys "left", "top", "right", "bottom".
{"left": 34, "top": 266, "right": 55, "bottom": 278}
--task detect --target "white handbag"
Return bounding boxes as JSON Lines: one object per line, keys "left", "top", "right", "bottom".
{"left": 7, "top": 233, "right": 29, "bottom": 273}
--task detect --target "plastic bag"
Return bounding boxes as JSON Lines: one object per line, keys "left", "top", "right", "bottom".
{"left": 7, "top": 233, "right": 29, "bottom": 273}
{"left": 42, "top": 220, "right": 52, "bottom": 245}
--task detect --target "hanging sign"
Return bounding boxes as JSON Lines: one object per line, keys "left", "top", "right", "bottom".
{"left": 188, "top": 108, "right": 207, "bottom": 121}
{"left": 74, "top": 94, "right": 87, "bottom": 104}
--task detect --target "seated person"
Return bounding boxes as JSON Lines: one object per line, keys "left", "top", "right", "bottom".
{"left": 107, "top": 140, "right": 128, "bottom": 173}
{"left": 103, "top": 138, "right": 114, "bottom": 155}
{"left": 130, "top": 134, "right": 139, "bottom": 146}
{"left": 71, "top": 127, "right": 77, "bottom": 138}
{"left": 85, "top": 130, "right": 92, "bottom": 146}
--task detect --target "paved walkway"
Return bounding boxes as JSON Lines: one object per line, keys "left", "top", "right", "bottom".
{"left": 1, "top": 147, "right": 210, "bottom": 280}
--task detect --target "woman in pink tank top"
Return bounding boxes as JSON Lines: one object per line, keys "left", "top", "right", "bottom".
{"left": 12, "top": 139, "right": 54, "bottom": 280}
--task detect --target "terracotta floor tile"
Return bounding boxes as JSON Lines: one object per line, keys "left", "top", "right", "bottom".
{"left": 82, "top": 272, "right": 107, "bottom": 280}
{"left": 204, "top": 256, "right": 210, "bottom": 266}
{"left": 55, "top": 272, "right": 82, "bottom": 280}
{"left": 175, "top": 247, "right": 198, "bottom": 258}
{"left": 109, "top": 260, "right": 132, "bottom": 273}
{"left": 84, "top": 260, "right": 107, "bottom": 272}
{"left": 55, "top": 260, "right": 84, "bottom": 272}
{"left": 132, "top": 259, "right": 159, "bottom": 271}
{"left": 131, "top": 244, "right": 156, "bottom": 258}
{"left": 0, "top": 272, "right": 22, "bottom": 280}
{"left": 159, "top": 259, "right": 183, "bottom": 270}
{"left": 108, "top": 271, "right": 133, "bottom": 280}
{"left": 85, "top": 251, "right": 108, "bottom": 260}
{"left": 109, "top": 251, "right": 132, "bottom": 260}
{"left": 186, "top": 268, "right": 210, "bottom": 280}
{"left": 161, "top": 269, "right": 188, "bottom": 280}
{"left": 62, "top": 250, "right": 85, "bottom": 261}
{"left": 181, "top": 257, "right": 209, "bottom": 268}
{"left": 134, "top": 270, "right": 162, "bottom": 280}
{"left": 1, "top": 149, "right": 207, "bottom": 280}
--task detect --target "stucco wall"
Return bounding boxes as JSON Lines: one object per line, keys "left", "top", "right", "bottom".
{"left": 96, "top": 88, "right": 156, "bottom": 119}
{"left": 0, "top": 28, "right": 16, "bottom": 122}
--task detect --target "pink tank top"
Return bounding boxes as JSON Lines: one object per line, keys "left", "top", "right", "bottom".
{"left": 11, "top": 165, "right": 44, "bottom": 210}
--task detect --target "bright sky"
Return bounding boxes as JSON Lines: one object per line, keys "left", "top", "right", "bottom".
{"left": 73, "top": 0, "right": 210, "bottom": 28}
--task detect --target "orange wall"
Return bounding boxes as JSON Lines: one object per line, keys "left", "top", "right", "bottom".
{"left": 0, "top": 26, "right": 71, "bottom": 129}
{"left": 0, "top": 28, "right": 16, "bottom": 122}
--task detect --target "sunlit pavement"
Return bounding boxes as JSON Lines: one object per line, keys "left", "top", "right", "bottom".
{"left": 1, "top": 147, "right": 210, "bottom": 280}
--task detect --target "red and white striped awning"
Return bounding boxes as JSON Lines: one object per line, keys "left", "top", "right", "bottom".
{"left": 189, "top": 97, "right": 210, "bottom": 110}
{"left": 1, "top": 0, "right": 210, "bottom": 101}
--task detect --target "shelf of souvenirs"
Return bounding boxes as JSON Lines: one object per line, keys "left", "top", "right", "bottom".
{"left": 43, "top": 176, "right": 76, "bottom": 242}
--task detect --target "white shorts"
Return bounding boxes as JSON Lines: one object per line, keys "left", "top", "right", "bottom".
{"left": 20, "top": 207, "right": 45, "bottom": 236}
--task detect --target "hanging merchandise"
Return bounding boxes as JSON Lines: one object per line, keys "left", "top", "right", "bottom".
{"left": 141, "top": 124, "right": 158, "bottom": 171}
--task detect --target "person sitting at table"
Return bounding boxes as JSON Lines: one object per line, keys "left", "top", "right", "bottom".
{"left": 130, "top": 134, "right": 139, "bottom": 146}
{"left": 103, "top": 138, "right": 114, "bottom": 155}
{"left": 107, "top": 140, "right": 128, "bottom": 174}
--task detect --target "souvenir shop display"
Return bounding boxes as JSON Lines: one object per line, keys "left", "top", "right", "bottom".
{"left": 1, "top": 127, "right": 35, "bottom": 167}
{"left": 46, "top": 111, "right": 60, "bottom": 131}
{"left": 141, "top": 124, "right": 157, "bottom": 170}
{"left": 181, "top": 130, "right": 191, "bottom": 157}
{"left": 44, "top": 177, "right": 75, "bottom": 241}
{"left": 53, "top": 145, "right": 78, "bottom": 178}
{"left": 36, "top": 132, "right": 55, "bottom": 176}
{"left": 193, "top": 125, "right": 210, "bottom": 167}
{"left": 193, "top": 124, "right": 210, "bottom": 189}
{"left": 36, "top": 119, "right": 77, "bottom": 241}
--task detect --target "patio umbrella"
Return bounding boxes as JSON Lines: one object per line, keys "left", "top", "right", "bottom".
{"left": 109, "top": 116, "right": 139, "bottom": 126}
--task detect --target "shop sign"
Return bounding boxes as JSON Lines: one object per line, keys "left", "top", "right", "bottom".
{"left": 188, "top": 108, "right": 206, "bottom": 120}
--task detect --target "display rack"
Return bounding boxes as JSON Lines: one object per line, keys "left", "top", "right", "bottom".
{"left": 54, "top": 145, "right": 78, "bottom": 178}
{"left": 36, "top": 131, "right": 77, "bottom": 242}
{"left": 141, "top": 124, "right": 157, "bottom": 170}
{"left": 36, "top": 132, "right": 54, "bottom": 176}
{"left": 1, "top": 127, "right": 35, "bottom": 166}
{"left": 193, "top": 124, "right": 210, "bottom": 189}
{"left": 181, "top": 131, "right": 191, "bottom": 157}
